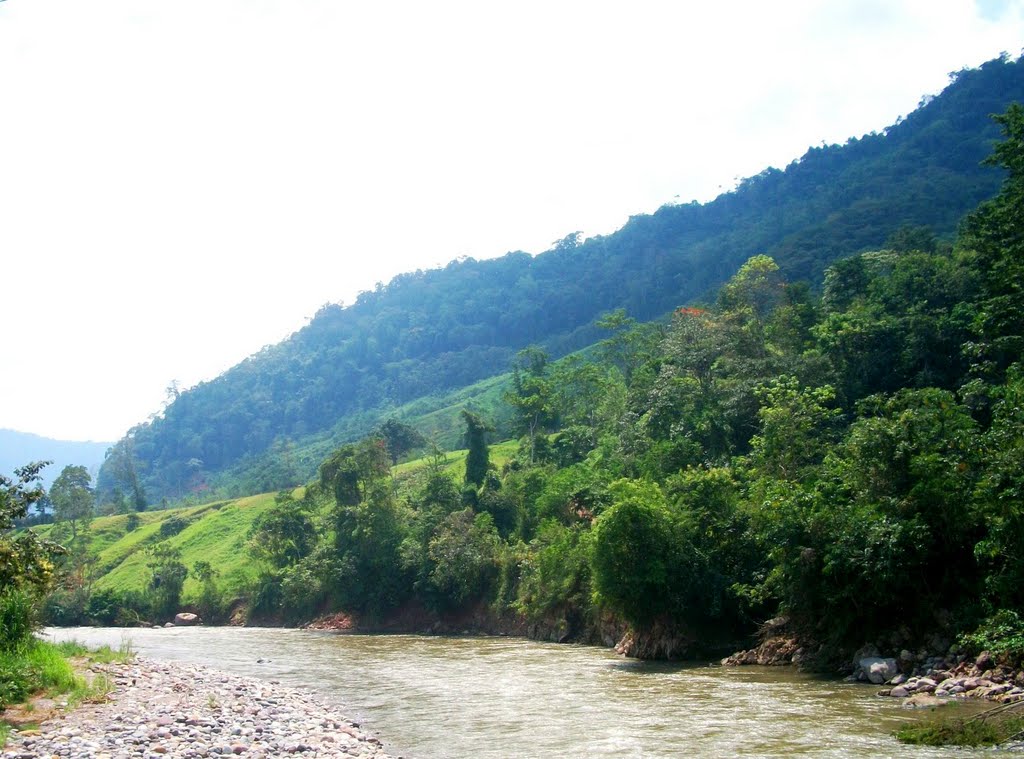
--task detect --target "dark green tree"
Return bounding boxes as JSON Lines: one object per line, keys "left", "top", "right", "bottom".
{"left": 146, "top": 543, "right": 188, "bottom": 621}
{"left": 377, "top": 418, "right": 427, "bottom": 466}
{"left": 461, "top": 409, "right": 492, "bottom": 488}
{"left": 248, "top": 492, "right": 317, "bottom": 569}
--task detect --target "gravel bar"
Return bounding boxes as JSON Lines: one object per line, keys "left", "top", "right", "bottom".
{"left": 2, "top": 658, "right": 397, "bottom": 758}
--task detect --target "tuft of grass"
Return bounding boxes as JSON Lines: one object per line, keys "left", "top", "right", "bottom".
{"left": 53, "top": 638, "right": 134, "bottom": 664}
{"left": 0, "top": 722, "right": 10, "bottom": 748}
{"left": 895, "top": 713, "right": 1024, "bottom": 747}
{"left": 23, "top": 641, "right": 82, "bottom": 694}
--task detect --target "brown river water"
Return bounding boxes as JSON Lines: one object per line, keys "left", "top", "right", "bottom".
{"left": 42, "top": 627, "right": 1015, "bottom": 758}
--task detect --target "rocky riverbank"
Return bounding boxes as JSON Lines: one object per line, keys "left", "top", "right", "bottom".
{"left": 722, "top": 620, "right": 1024, "bottom": 707}
{"left": 1, "top": 659, "right": 395, "bottom": 759}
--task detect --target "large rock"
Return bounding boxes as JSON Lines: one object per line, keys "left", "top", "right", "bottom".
{"left": 859, "top": 657, "right": 899, "bottom": 684}
{"left": 174, "top": 612, "right": 201, "bottom": 626}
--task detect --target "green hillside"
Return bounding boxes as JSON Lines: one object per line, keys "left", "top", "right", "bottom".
{"left": 98, "top": 55, "right": 1024, "bottom": 505}
{"left": 41, "top": 442, "right": 519, "bottom": 610}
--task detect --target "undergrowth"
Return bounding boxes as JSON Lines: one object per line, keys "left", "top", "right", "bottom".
{"left": 895, "top": 708, "right": 1024, "bottom": 747}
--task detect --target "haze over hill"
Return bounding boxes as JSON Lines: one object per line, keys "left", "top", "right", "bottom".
{"left": 98, "top": 54, "right": 1024, "bottom": 504}
{"left": 0, "top": 429, "right": 110, "bottom": 490}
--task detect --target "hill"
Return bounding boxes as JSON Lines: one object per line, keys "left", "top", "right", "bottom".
{"left": 0, "top": 429, "right": 110, "bottom": 490}
{"left": 99, "top": 54, "right": 1024, "bottom": 504}
{"left": 36, "top": 442, "right": 517, "bottom": 619}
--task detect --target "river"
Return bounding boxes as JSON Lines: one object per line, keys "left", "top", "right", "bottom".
{"left": 42, "top": 627, "right": 1011, "bottom": 758}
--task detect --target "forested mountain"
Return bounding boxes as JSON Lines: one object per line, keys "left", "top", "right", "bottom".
{"left": 99, "top": 55, "right": 1024, "bottom": 504}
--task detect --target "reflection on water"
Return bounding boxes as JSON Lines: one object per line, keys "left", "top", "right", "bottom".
{"left": 43, "top": 627, "right": 1003, "bottom": 758}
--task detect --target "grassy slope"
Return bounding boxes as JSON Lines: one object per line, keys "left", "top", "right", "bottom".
{"left": 206, "top": 371, "right": 515, "bottom": 501}
{"left": 45, "top": 442, "right": 519, "bottom": 604}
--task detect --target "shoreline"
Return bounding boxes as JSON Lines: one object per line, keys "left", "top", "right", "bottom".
{"left": 1, "top": 657, "right": 396, "bottom": 759}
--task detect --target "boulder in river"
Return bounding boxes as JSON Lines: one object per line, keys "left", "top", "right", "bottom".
{"left": 174, "top": 612, "right": 202, "bottom": 626}
{"left": 859, "top": 657, "right": 899, "bottom": 684}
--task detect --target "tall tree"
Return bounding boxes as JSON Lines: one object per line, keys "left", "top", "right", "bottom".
{"left": 962, "top": 103, "right": 1024, "bottom": 379}
{"left": 504, "top": 347, "right": 555, "bottom": 464}
{"left": 50, "top": 465, "right": 94, "bottom": 547}
{"left": 461, "top": 409, "right": 492, "bottom": 488}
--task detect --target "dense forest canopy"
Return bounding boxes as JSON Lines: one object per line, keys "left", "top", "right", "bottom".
{"left": 99, "top": 54, "right": 1024, "bottom": 505}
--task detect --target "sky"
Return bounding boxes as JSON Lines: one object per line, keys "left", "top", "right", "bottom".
{"left": 1, "top": 1, "right": 1023, "bottom": 443}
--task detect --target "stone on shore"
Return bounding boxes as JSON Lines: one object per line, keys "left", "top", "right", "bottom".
{"left": 1, "top": 658, "right": 393, "bottom": 759}
{"left": 859, "top": 657, "right": 898, "bottom": 685}
{"left": 174, "top": 612, "right": 201, "bottom": 626}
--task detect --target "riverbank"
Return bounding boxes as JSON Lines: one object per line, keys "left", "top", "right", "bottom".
{"left": 1, "top": 658, "right": 394, "bottom": 759}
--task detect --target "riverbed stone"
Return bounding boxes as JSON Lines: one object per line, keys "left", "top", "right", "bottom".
{"left": 860, "top": 657, "right": 899, "bottom": 685}
{"left": 0, "top": 659, "right": 393, "bottom": 759}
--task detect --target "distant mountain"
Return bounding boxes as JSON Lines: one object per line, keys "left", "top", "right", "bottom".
{"left": 0, "top": 429, "right": 110, "bottom": 490}
{"left": 100, "top": 54, "right": 1024, "bottom": 503}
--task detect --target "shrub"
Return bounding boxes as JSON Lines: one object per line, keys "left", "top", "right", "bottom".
{"left": 0, "top": 589, "right": 34, "bottom": 652}
{"left": 158, "top": 515, "right": 189, "bottom": 539}
{"left": 959, "top": 610, "right": 1024, "bottom": 664}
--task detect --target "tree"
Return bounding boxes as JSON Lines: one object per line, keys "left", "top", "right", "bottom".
{"left": 590, "top": 479, "right": 703, "bottom": 627}
{"left": 425, "top": 509, "right": 500, "bottom": 609}
{"left": 248, "top": 492, "right": 317, "bottom": 569}
{"left": 504, "top": 347, "right": 555, "bottom": 464}
{"left": 1, "top": 462, "right": 61, "bottom": 594}
{"left": 749, "top": 378, "right": 841, "bottom": 483}
{"left": 717, "top": 255, "right": 785, "bottom": 323}
{"left": 377, "top": 418, "right": 427, "bottom": 466}
{"left": 146, "top": 543, "right": 188, "bottom": 620}
{"left": 50, "top": 465, "right": 94, "bottom": 548}
{"left": 961, "top": 103, "right": 1024, "bottom": 379}
{"left": 318, "top": 439, "right": 390, "bottom": 506}
{"left": 104, "top": 430, "right": 147, "bottom": 511}
{"left": 461, "top": 409, "right": 492, "bottom": 487}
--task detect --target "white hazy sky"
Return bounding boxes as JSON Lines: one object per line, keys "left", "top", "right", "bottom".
{"left": 2, "top": 0, "right": 1023, "bottom": 442}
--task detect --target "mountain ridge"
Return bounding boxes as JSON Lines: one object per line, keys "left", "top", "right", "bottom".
{"left": 99, "top": 54, "right": 1024, "bottom": 504}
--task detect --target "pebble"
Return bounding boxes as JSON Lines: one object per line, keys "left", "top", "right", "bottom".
{"left": 2, "top": 659, "right": 393, "bottom": 759}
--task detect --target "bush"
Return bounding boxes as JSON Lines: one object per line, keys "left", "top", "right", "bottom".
{"left": 959, "top": 610, "right": 1024, "bottom": 664}
{"left": 158, "top": 515, "right": 189, "bottom": 539}
{"left": 0, "top": 589, "right": 34, "bottom": 652}
{"left": 39, "top": 587, "right": 89, "bottom": 627}
{"left": 0, "top": 651, "right": 30, "bottom": 708}
{"left": 86, "top": 588, "right": 123, "bottom": 625}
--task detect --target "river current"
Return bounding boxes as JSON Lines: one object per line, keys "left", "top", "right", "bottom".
{"left": 43, "top": 627, "right": 1011, "bottom": 758}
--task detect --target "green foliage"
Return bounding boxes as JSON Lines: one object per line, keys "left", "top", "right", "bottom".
{"left": 591, "top": 480, "right": 691, "bottom": 626}
{"left": 0, "top": 589, "right": 34, "bottom": 652}
{"left": 749, "top": 378, "right": 841, "bottom": 482}
{"left": 959, "top": 610, "right": 1024, "bottom": 662}
{"left": 248, "top": 492, "right": 317, "bottom": 569}
{"left": 377, "top": 418, "right": 427, "bottom": 465}
{"left": 158, "top": 515, "right": 189, "bottom": 539}
{"left": 1, "top": 462, "right": 62, "bottom": 595}
{"left": 894, "top": 713, "right": 1024, "bottom": 747}
{"left": 425, "top": 509, "right": 500, "bottom": 610}
{"left": 461, "top": 410, "right": 492, "bottom": 487}
{"left": 146, "top": 544, "right": 188, "bottom": 621}
{"left": 0, "top": 639, "right": 82, "bottom": 711}
{"left": 516, "top": 521, "right": 592, "bottom": 622}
